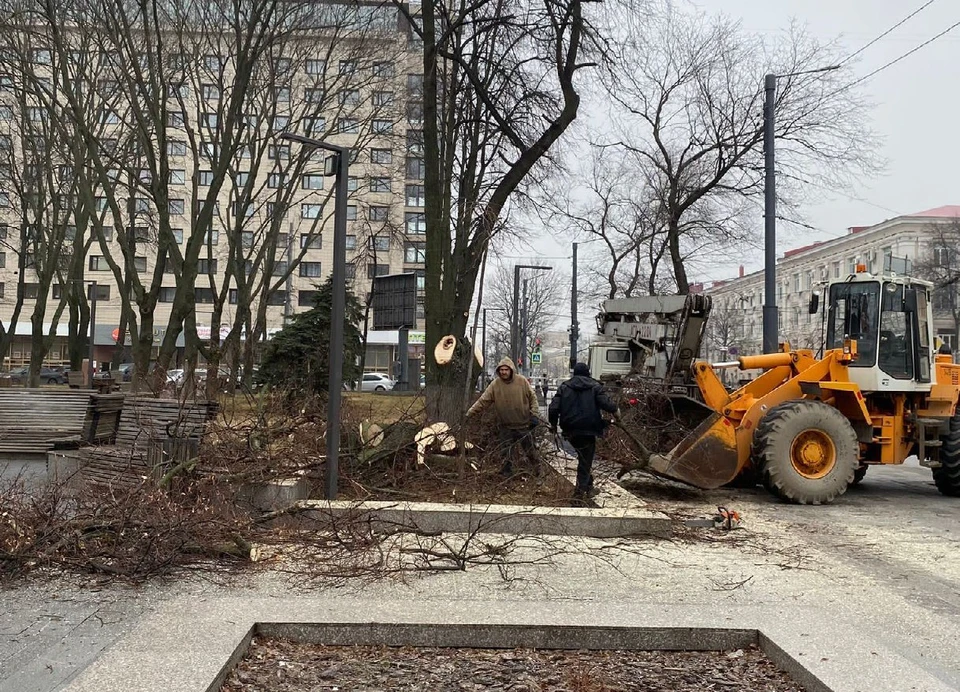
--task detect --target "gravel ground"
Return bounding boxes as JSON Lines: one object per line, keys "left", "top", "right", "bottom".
{"left": 221, "top": 640, "right": 802, "bottom": 691}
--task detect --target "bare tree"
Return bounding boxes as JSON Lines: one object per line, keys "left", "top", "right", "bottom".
{"left": 394, "top": 0, "right": 598, "bottom": 421}
{"left": 597, "top": 0, "right": 877, "bottom": 293}
{"left": 915, "top": 220, "right": 960, "bottom": 343}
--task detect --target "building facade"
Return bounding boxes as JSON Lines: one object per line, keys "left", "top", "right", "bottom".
{"left": 703, "top": 206, "right": 960, "bottom": 365}
{"left": 0, "top": 2, "right": 426, "bottom": 370}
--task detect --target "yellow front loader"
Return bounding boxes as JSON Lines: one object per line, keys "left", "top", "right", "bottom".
{"left": 647, "top": 268, "right": 960, "bottom": 504}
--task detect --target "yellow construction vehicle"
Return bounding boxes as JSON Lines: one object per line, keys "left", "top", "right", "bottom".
{"left": 647, "top": 265, "right": 960, "bottom": 504}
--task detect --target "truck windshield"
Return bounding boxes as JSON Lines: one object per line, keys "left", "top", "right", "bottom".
{"left": 826, "top": 282, "right": 880, "bottom": 367}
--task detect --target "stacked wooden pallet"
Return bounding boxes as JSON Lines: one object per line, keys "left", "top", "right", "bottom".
{"left": 78, "top": 396, "right": 218, "bottom": 488}
{"left": 82, "top": 393, "right": 126, "bottom": 444}
{"left": 0, "top": 389, "right": 95, "bottom": 454}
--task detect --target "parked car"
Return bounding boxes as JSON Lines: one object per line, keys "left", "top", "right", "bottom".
{"left": 7, "top": 366, "right": 68, "bottom": 385}
{"left": 360, "top": 373, "right": 395, "bottom": 392}
{"left": 117, "top": 363, "right": 136, "bottom": 382}
{"left": 166, "top": 369, "right": 185, "bottom": 386}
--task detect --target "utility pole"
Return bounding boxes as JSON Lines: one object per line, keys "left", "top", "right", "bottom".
{"left": 481, "top": 308, "right": 487, "bottom": 388}
{"left": 762, "top": 73, "right": 778, "bottom": 354}
{"left": 570, "top": 242, "right": 578, "bottom": 369}
{"left": 511, "top": 264, "right": 551, "bottom": 367}
{"left": 521, "top": 278, "right": 529, "bottom": 376}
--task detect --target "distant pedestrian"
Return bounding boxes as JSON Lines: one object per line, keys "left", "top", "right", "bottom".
{"left": 540, "top": 374, "right": 549, "bottom": 401}
{"left": 466, "top": 357, "right": 542, "bottom": 475}
{"left": 549, "top": 362, "right": 619, "bottom": 501}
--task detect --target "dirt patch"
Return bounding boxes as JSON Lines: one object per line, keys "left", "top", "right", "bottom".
{"left": 221, "top": 640, "right": 802, "bottom": 691}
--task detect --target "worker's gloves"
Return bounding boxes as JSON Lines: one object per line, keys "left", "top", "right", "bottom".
{"left": 550, "top": 425, "right": 558, "bottom": 436}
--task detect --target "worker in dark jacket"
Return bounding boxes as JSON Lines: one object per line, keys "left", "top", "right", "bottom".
{"left": 548, "top": 362, "right": 619, "bottom": 499}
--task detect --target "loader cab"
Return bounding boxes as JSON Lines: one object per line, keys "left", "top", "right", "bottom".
{"left": 823, "top": 271, "right": 934, "bottom": 392}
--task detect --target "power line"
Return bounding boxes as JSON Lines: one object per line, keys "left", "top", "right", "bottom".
{"left": 839, "top": 1, "right": 938, "bottom": 66}
{"left": 840, "top": 18, "right": 960, "bottom": 92}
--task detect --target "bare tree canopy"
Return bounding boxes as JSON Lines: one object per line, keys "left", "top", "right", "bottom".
{"left": 395, "top": 0, "right": 598, "bottom": 420}
{"left": 568, "top": 0, "right": 879, "bottom": 294}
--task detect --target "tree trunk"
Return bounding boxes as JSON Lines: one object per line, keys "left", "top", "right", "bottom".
{"left": 668, "top": 218, "right": 689, "bottom": 293}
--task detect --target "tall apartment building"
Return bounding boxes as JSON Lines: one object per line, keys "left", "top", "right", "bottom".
{"left": 702, "top": 205, "right": 960, "bottom": 365}
{"left": 0, "top": 2, "right": 426, "bottom": 369}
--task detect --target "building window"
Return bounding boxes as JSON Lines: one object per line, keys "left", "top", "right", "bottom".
{"left": 406, "top": 156, "right": 425, "bottom": 179}
{"left": 89, "top": 255, "right": 109, "bottom": 271}
{"left": 934, "top": 246, "right": 950, "bottom": 267}
{"left": 201, "top": 83, "right": 219, "bottom": 100}
{"left": 133, "top": 256, "right": 147, "bottom": 272}
{"left": 372, "top": 91, "right": 394, "bottom": 107}
{"left": 232, "top": 202, "right": 254, "bottom": 217}
{"left": 241, "top": 231, "right": 254, "bottom": 248}
{"left": 305, "top": 59, "right": 325, "bottom": 75}
{"left": 268, "top": 144, "right": 290, "bottom": 160}
{"left": 169, "top": 199, "right": 185, "bottom": 215}
{"left": 300, "top": 234, "right": 322, "bottom": 249}
{"left": 198, "top": 258, "right": 218, "bottom": 274}
{"left": 405, "top": 184, "right": 425, "bottom": 207}
{"left": 202, "top": 54, "right": 220, "bottom": 71}
{"left": 302, "top": 203, "right": 323, "bottom": 219}
{"left": 272, "top": 260, "right": 288, "bottom": 276}
{"left": 305, "top": 88, "right": 324, "bottom": 104}
{"left": 159, "top": 287, "right": 176, "bottom": 303}
{"left": 0, "top": 191, "right": 9, "bottom": 208}
{"left": 832, "top": 261, "right": 840, "bottom": 279}
{"left": 367, "top": 263, "right": 389, "bottom": 279}
{"left": 298, "top": 290, "right": 320, "bottom": 307}
{"left": 273, "top": 115, "right": 289, "bottom": 131}
{"left": 268, "top": 173, "right": 286, "bottom": 188}
{"left": 405, "top": 242, "right": 426, "bottom": 264}
{"left": 199, "top": 170, "right": 213, "bottom": 186}
{"left": 345, "top": 235, "right": 357, "bottom": 250}
{"left": 407, "top": 74, "right": 423, "bottom": 92}
{"left": 169, "top": 169, "right": 186, "bottom": 185}
{"left": 405, "top": 212, "right": 426, "bottom": 234}
{"left": 339, "top": 60, "right": 356, "bottom": 74}
{"left": 369, "top": 206, "right": 390, "bottom": 223}
{"left": 371, "top": 148, "right": 392, "bottom": 164}
{"left": 195, "top": 288, "right": 215, "bottom": 304}
{"left": 234, "top": 172, "right": 251, "bottom": 187}
{"left": 267, "top": 290, "right": 286, "bottom": 306}
{"left": 305, "top": 117, "right": 325, "bottom": 136}
{"left": 300, "top": 261, "right": 323, "bottom": 278}
{"left": 372, "top": 61, "right": 394, "bottom": 77}
{"left": 371, "top": 177, "right": 391, "bottom": 193}
{"left": 407, "top": 101, "right": 423, "bottom": 124}
{"left": 167, "top": 140, "right": 186, "bottom": 156}
{"left": 372, "top": 119, "right": 393, "bottom": 134}
{"left": 345, "top": 263, "right": 356, "bottom": 280}
{"left": 338, "top": 118, "right": 358, "bottom": 134}
{"left": 340, "top": 89, "right": 360, "bottom": 106}
{"left": 369, "top": 236, "right": 389, "bottom": 251}
{"left": 347, "top": 177, "right": 358, "bottom": 191}
{"left": 101, "top": 109, "right": 120, "bottom": 125}
{"left": 847, "top": 258, "right": 856, "bottom": 274}
{"left": 166, "top": 111, "right": 184, "bottom": 127}
{"left": 275, "top": 86, "right": 290, "bottom": 102}
{"left": 302, "top": 174, "right": 324, "bottom": 190}
{"left": 204, "top": 230, "right": 219, "bottom": 245}
{"left": 407, "top": 130, "right": 424, "bottom": 155}
{"left": 346, "top": 205, "right": 357, "bottom": 221}
{"left": 0, "top": 252, "right": 4, "bottom": 268}
{"left": 172, "top": 229, "right": 184, "bottom": 244}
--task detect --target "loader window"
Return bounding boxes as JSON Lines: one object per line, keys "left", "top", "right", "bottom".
{"left": 826, "top": 282, "right": 879, "bottom": 367}
{"left": 879, "top": 283, "right": 914, "bottom": 380}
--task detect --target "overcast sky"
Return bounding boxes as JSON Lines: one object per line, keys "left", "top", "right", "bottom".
{"left": 492, "top": 0, "right": 960, "bottom": 333}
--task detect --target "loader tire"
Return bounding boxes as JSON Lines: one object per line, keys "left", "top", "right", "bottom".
{"left": 933, "top": 412, "right": 960, "bottom": 497}
{"left": 754, "top": 400, "right": 859, "bottom": 505}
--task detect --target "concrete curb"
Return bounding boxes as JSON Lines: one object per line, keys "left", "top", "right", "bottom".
{"left": 61, "top": 598, "right": 956, "bottom": 692}
{"left": 293, "top": 499, "right": 674, "bottom": 538}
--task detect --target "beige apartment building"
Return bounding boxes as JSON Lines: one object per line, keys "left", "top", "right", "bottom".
{"left": 703, "top": 205, "right": 960, "bottom": 364}
{"left": 0, "top": 2, "right": 426, "bottom": 370}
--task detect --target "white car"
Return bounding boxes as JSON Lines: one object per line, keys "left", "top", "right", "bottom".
{"left": 166, "top": 369, "right": 185, "bottom": 385}
{"left": 360, "top": 373, "right": 395, "bottom": 392}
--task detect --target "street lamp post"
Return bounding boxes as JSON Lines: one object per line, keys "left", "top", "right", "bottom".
{"left": 511, "top": 264, "right": 551, "bottom": 369}
{"left": 762, "top": 65, "right": 838, "bottom": 353}
{"left": 280, "top": 132, "right": 350, "bottom": 500}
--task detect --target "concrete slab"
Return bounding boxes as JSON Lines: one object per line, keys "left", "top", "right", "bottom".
{"left": 293, "top": 499, "right": 673, "bottom": 538}
{"left": 61, "top": 597, "right": 954, "bottom": 692}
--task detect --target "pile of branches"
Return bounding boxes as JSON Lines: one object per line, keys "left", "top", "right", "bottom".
{"left": 0, "top": 474, "right": 252, "bottom": 582}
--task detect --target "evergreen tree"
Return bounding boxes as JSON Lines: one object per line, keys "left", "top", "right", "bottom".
{"left": 257, "top": 278, "right": 363, "bottom": 395}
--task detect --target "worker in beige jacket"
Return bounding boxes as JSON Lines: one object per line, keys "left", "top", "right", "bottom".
{"left": 466, "top": 357, "right": 541, "bottom": 475}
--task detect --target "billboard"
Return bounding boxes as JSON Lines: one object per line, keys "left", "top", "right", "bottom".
{"left": 371, "top": 273, "right": 417, "bottom": 330}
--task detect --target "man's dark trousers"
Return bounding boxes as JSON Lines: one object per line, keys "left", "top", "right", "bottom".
{"left": 567, "top": 434, "right": 596, "bottom": 491}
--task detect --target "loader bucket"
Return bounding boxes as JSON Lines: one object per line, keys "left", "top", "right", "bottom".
{"left": 647, "top": 412, "right": 741, "bottom": 489}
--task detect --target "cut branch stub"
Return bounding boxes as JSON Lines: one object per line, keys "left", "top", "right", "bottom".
{"left": 434, "top": 335, "right": 457, "bottom": 365}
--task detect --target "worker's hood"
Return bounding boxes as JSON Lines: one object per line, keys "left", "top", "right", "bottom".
{"left": 566, "top": 375, "right": 597, "bottom": 391}
{"left": 496, "top": 357, "right": 516, "bottom": 380}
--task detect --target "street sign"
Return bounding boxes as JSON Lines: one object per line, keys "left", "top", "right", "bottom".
{"left": 371, "top": 273, "right": 417, "bottom": 330}
{"left": 531, "top": 352, "right": 542, "bottom": 365}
